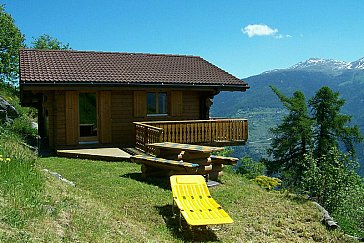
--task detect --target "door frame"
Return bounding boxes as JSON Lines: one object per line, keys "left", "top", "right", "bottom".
{"left": 78, "top": 91, "right": 99, "bottom": 144}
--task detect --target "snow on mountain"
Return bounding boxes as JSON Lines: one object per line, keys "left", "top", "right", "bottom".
{"left": 289, "top": 58, "right": 352, "bottom": 71}
{"left": 261, "top": 57, "right": 364, "bottom": 75}
{"left": 350, "top": 57, "right": 364, "bottom": 69}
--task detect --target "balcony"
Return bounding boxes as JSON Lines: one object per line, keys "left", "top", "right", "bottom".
{"left": 134, "top": 119, "right": 248, "bottom": 154}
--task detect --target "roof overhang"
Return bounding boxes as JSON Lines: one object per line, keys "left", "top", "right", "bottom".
{"left": 20, "top": 81, "right": 250, "bottom": 92}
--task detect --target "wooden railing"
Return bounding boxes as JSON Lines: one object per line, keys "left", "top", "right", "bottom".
{"left": 134, "top": 119, "right": 248, "bottom": 153}
{"left": 134, "top": 122, "right": 164, "bottom": 154}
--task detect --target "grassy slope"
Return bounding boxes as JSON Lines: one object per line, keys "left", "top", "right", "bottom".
{"left": 7, "top": 157, "right": 347, "bottom": 242}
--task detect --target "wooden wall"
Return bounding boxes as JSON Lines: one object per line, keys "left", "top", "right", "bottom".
{"left": 110, "top": 90, "right": 206, "bottom": 146}
{"left": 44, "top": 89, "right": 212, "bottom": 148}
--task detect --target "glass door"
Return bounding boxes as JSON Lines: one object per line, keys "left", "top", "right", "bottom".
{"left": 79, "top": 93, "right": 98, "bottom": 143}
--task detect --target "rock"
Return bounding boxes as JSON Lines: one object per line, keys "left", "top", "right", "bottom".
{"left": 0, "top": 96, "right": 19, "bottom": 124}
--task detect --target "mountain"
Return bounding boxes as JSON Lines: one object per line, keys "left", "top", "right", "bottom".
{"left": 268, "top": 57, "right": 364, "bottom": 74}
{"left": 211, "top": 57, "right": 364, "bottom": 176}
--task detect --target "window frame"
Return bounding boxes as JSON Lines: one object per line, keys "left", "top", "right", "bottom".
{"left": 147, "top": 91, "right": 168, "bottom": 116}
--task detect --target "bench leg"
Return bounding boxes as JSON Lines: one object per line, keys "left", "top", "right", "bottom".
{"left": 208, "top": 171, "right": 224, "bottom": 181}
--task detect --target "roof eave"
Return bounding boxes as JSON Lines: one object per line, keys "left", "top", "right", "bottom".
{"left": 20, "top": 81, "right": 249, "bottom": 92}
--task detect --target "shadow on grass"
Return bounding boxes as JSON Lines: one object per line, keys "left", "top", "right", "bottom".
{"left": 155, "top": 205, "right": 219, "bottom": 242}
{"left": 283, "top": 192, "right": 310, "bottom": 204}
{"left": 120, "top": 172, "right": 171, "bottom": 190}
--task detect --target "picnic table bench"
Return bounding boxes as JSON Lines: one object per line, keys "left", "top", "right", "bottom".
{"left": 131, "top": 142, "right": 238, "bottom": 180}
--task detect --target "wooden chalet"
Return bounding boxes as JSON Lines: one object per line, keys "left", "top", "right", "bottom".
{"left": 19, "top": 49, "right": 249, "bottom": 150}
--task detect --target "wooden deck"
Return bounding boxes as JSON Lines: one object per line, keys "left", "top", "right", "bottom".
{"left": 57, "top": 147, "right": 132, "bottom": 161}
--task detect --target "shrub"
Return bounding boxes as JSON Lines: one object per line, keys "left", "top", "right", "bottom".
{"left": 252, "top": 175, "right": 281, "bottom": 190}
{"left": 301, "top": 147, "right": 364, "bottom": 236}
{"left": 332, "top": 183, "right": 364, "bottom": 237}
{"left": 8, "top": 115, "right": 37, "bottom": 138}
{"left": 212, "top": 147, "right": 234, "bottom": 157}
{"left": 301, "top": 147, "right": 360, "bottom": 211}
{"left": 235, "top": 156, "right": 266, "bottom": 179}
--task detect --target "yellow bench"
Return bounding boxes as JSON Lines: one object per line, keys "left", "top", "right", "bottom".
{"left": 170, "top": 175, "right": 233, "bottom": 226}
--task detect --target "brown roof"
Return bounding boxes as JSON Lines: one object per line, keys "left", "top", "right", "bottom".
{"left": 19, "top": 49, "right": 248, "bottom": 90}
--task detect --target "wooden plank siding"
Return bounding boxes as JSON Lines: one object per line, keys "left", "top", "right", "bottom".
{"left": 170, "top": 91, "right": 183, "bottom": 117}
{"left": 183, "top": 91, "right": 201, "bottom": 120}
{"left": 44, "top": 91, "right": 55, "bottom": 148}
{"left": 98, "top": 91, "right": 112, "bottom": 144}
{"left": 110, "top": 90, "right": 206, "bottom": 146}
{"left": 54, "top": 91, "right": 67, "bottom": 147}
{"left": 45, "top": 90, "right": 212, "bottom": 148}
{"left": 65, "top": 91, "right": 79, "bottom": 145}
{"left": 111, "top": 91, "right": 134, "bottom": 145}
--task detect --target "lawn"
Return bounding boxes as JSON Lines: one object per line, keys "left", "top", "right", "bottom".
{"left": 11, "top": 156, "right": 349, "bottom": 242}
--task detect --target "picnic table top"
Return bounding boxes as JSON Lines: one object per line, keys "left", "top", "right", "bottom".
{"left": 147, "top": 142, "right": 224, "bottom": 153}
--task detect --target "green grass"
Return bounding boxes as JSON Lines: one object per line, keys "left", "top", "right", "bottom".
{"left": 7, "top": 157, "right": 346, "bottom": 242}
{"left": 0, "top": 130, "right": 44, "bottom": 230}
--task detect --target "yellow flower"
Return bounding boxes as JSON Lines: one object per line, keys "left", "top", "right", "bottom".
{"left": 6, "top": 158, "right": 10, "bottom": 162}
{"left": 0, "top": 158, "right": 3, "bottom": 161}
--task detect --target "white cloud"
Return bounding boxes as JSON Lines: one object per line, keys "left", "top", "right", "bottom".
{"left": 274, "top": 34, "right": 293, "bottom": 39}
{"left": 242, "top": 24, "right": 292, "bottom": 39}
{"left": 242, "top": 24, "right": 278, "bottom": 38}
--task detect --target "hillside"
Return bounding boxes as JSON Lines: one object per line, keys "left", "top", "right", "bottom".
{"left": 1, "top": 156, "right": 351, "bottom": 242}
{"left": 0, "top": 85, "right": 359, "bottom": 241}
{"left": 211, "top": 57, "right": 364, "bottom": 176}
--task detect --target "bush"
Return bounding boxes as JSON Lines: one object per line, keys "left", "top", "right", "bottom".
{"left": 301, "top": 147, "right": 364, "bottom": 236}
{"left": 301, "top": 148, "right": 359, "bottom": 211}
{"left": 252, "top": 175, "right": 281, "bottom": 190}
{"left": 8, "top": 115, "right": 37, "bottom": 138}
{"left": 235, "top": 156, "right": 266, "bottom": 179}
{"left": 212, "top": 147, "right": 234, "bottom": 157}
{"left": 332, "top": 184, "right": 364, "bottom": 237}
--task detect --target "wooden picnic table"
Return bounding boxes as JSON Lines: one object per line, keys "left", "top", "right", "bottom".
{"left": 147, "top": 142, "right": 224, "bottom": 158}
{"left": 146, "top": 142, "right": 236, "bottom": 180}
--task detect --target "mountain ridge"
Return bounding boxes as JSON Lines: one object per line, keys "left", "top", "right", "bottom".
{"left": 263, "top": 57, "right": 364, "bottom": 75}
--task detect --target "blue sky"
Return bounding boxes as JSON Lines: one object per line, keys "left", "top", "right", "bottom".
{"left": 3, "top": 0, "right": 364, "bottom": 78}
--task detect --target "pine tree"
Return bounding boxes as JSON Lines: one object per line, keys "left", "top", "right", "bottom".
{"left": 267, "top": 86, "right": 313, "bottom": 187}
{"left": 309, "top": 86, "right": 363, "bottom": 159}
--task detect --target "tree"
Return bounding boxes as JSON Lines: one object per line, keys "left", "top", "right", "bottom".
{"left": 309, "top": 86, "right": 363, "bottom": 159}
{"left": 267, "top": 86, "right": 313, "bottom": 188}
{"left": 31, "top": 34, "right": 71, "bottom": 50}
{"left": 0, "top": 4, "right": 25, "bottom": 85}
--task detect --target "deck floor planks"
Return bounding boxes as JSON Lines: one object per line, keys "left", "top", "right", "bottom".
{"left": 57, "top": 147, "right": 132, "bottom": 161}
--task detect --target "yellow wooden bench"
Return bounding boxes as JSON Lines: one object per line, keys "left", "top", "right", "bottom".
{"left": 170, "top": 175, "right": 233, "bottom": 226}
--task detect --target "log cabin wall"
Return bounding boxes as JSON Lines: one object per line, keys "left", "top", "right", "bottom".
{"left": 43, "top": 89, "right": 213, "bottom": 148}
{"left": 111, "top": 90, "right": 211, "bottom": 146}
{"left": 51, "top": 91, "right": 67, "bottom": 148}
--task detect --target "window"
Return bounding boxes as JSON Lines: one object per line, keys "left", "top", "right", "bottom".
{"left": 147, "top": 92, "right": 168, "bottom": 115}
